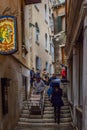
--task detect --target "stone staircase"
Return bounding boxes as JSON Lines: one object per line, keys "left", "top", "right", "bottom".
{"left": 14, "top": 92, "right": 72, "bottom": 129}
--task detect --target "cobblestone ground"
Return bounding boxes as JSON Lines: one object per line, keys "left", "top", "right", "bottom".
{"left": 15, "top": 125, "right": 74, "bottom": 130}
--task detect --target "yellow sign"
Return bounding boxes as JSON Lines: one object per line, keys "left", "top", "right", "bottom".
{"left": 0, "top": 16, "right": 17, "bottom": 54}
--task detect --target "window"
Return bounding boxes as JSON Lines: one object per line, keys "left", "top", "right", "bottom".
{"left": 49, "top": 36, "right": 52, "bottom": 54}
{"left": 57, "top": 16, "right": 62, "bottom": 32}
{"left": 34, "top": 3, "right": 40, "bottom": 11}
{"left": 49, "top": 15, "right": 54, "bottom": 32}
{"left": 49, "top": 8, "right": 52, "bottom": 25}
{"left": 45, "top": 4, "right": 47, "bottom": 21}
{"left": 35, "top": 23, "right": 40, "bottom": 43}
{"left": 22, "top": 76, "right": 28, "bottom": 100}
{"left": 1, "top": 78, "right": 10, "bottom": 115}
{"left": 46, "top": 62, "right": 49, "bottom": 72}
{"left": 50, "top": 37, "right": 54, "bottom": 59}
{"left": 21, "top": 4, "right": 25, "bottom": 45}
{"left": 45, "top": 33, "right": 48, "bottom": 49}
{"left": 52, "top": 45, "right": 54, "bottom": 61}
{"left": 36, "top": 56, "right": 42, "bottom": 70}
{"left": 49, "top": 64, "right": 52, "bottom": 74}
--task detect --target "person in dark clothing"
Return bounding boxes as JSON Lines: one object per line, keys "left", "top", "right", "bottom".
{"left": 35, "top": 68, "right": 40, "bottom": 77}
{"left": 30, "top": 68, "right": 35, "bottom": 87}
{"left": 51, "top": 80, "right": 64, "bottom": 123}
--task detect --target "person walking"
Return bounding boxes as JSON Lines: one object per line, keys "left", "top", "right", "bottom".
{"left": 30, "top": 67, "right": 35, "bottom": 87}
{"left": 47, "top": 74, "right": 57, "bottom": 99}
{"left": 35, "top": 68, "right": 41, "bottom": 77}
{"left": 51, "top": 80, "right": 64, "bottom": 123}
{"left": 33, "top": 75, "right": 45, "bottom": 94}
{"left": 61, "top": 66, "right": 67, "bottom": 80}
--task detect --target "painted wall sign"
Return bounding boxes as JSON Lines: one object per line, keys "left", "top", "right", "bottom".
{"left": 0, "top": 16, "right": 17, "bottom": 55}
{"left": 25, "top": 0, "right": 41, "bottom": 5}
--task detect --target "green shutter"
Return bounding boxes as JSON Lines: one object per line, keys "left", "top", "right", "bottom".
{"left": 57, "top": 16, "right": 62, "bottom": 32}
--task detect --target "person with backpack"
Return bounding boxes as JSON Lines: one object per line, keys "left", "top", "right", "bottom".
{"left": 51, "top": 80, "right": 64, "bottom": 123}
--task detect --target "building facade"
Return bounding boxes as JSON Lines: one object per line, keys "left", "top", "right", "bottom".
{"left": 0, "top": 1, "right": 30, "bottom": 130}
{"left": 66, "top": 0, "right": 87, "bottom": 130}
{"left": 52, "top": 0, "right": 66, "bottom": 76}
{"left": 25, "top": 0, "right": 54, "bottom": 75}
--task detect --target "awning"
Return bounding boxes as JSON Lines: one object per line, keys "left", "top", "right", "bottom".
{"left": 25, "top": 0, "right": 41, "bottom": 5}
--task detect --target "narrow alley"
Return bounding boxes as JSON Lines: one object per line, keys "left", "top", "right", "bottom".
{"left": 0, "top": 0, "right": 87, "bottom": 130}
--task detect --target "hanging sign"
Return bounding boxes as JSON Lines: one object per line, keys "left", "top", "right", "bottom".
{"left": 25, "top": 0, "right": 41, "bottom": 5}
{"left": 0, "top": 16, "right": 17, "bottom": 55}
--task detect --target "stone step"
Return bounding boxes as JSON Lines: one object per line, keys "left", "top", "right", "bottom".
{"left": 18, "top": 117, "right": 72, "bottom": 123}
{"left": 44, "top": 111, "right": 54, "bottom": 114}
{"left": 44, "top": 107, "right": 54, "bottom": 111}
{"left": 19, "top": 118, "right": 54, "bottom": 123}
{"left": 20, "top": 114, "right": 42, "bottom": 118}
{"left": 44, "top": 109, "right": 70, "bottom": 114}
{"left": 62, "top": 103, "right": 69, "bottom": 106}
{"left": 21, "top": 114, "right": 29, "bottom": 118}
{"left": 44, "top": 104, "right": 52, "bottom": 107}
{"left": 61, "top": 109, "right": 70, "bottom": 114}
{"left": 23, "top": 106, "right": 42, "bottom": 110}
{"left": 60, "top": 117, "right": 72, "bottom": 122}
{"left": 21, "top": 112, "right": 71, "bottom": 119}
{"left": 24, "top": 103, "right": 69, "bottom": 108}
{"left": 61, "top": 106, "right": 70, "bottom": 110}
{"left": 17, "top": 121, "right": 72, "bottom": 127}
{"left": 45, "top": 99, "right": 68, "bottom": 103}
{"left": 45, "top": 97, "right": 68, "bottom": 102}
{"left": 43, "top": 113, "right": 71, "bottom": 118}
{"left": 44, "top": 107, "right": 70, "bottom": 112}
{"left": 44, "top": 100, "right": 68, "bottom": 104}
{"left": 24, "top": 101, "right": 69, "bottom": 107}
{"left": 60, "top": 113, "right": 71, "bottom": 118}
{"left": 44, "top": 104, "right": 70, "bottom": 110}
{"left": 21, "top": 110, "right": 71, "bottom": 116}
{"left": 22, "top": 110, "right": 31, "bottom": 114}
{"left": 44, "top": 96, "right": 68, "bottom": 99}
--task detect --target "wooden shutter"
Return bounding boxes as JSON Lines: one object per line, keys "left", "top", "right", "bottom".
{"left": 57, "top": 16, "right": 62, "bottom": 32}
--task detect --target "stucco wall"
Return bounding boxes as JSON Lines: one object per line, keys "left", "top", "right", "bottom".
{"left": 30, "top": 1, "right": 54, "bottom": 73}
{"left": 0, "top": 55, "right": 30, "bottom": 130}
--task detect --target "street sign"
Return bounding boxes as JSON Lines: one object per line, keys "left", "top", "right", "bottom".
{"left": 0, "top": 16, "right": 17, "bottom": 55}
{"left": 25, "top": 0, "right": 41, "bottom": 5}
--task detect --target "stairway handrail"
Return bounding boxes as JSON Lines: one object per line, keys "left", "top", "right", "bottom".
{"left": 40, "top": 90, "right": 45, "bottom": 118}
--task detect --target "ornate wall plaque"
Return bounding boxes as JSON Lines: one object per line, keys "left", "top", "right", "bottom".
{"left": 0, "top": 16, "right": 17, "bottom": 55}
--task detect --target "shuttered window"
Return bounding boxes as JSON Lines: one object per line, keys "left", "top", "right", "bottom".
{"left": 1, "top": 78, "right": 10, "bottom": 115}
{"left": 45, "top": 33, "right": 48, "bottom": 49}
{"left": 36, "top": 56, "right": 42, "bottom": 70}
{"left": 57, "top": 16, "right": 62, "bottom": 32}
